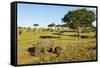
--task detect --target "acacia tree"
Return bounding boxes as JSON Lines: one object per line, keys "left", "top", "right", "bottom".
{"left": 33, "top": 24, "right": 39, "bottom": 28}
{"left": 62, "top": 8, "right": 96, "bottom": 40}
{"left": 48, "top": 23, "right": 56, "bottom": 29}
{"left": 33, "top": 24, "right": 39, "bottom": 31}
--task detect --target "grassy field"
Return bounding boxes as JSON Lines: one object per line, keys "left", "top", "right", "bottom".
{"left": 17, "top": 28, "right": 96, "bottom": 65}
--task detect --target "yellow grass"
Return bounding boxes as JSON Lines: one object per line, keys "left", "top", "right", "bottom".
{"left": 17, "top": 29, "right": 96, "bottom": 65}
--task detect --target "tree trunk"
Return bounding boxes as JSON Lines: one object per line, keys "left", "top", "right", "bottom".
{"left": 78, "top": 27, "right": 81, "bottom": 40}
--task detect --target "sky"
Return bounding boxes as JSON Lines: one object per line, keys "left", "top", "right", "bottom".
{"left": 17, "top": 3, "right": 96, "bottom": 28}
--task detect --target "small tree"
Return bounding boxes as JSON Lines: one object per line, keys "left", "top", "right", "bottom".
{"left": 19, "top": 30, "right": 22, "bottom": 35}
{"left": 48, "top": 23, "right": 56, "bottom": 29}
{"left": 62, "top": 8, "right": 96, "bottom": 40}
{"left": 55, "top": 24, "right": 61, "bottom": 31}
{"left": 33, "top": 24, "right": 39, "bottom": 28}
{"left": 33, "top": 24, "right": 39, "bottom": 31}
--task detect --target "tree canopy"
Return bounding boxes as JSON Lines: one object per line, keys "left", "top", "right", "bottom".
{"left": 55, "top": 24, "right": 61, "bottom": 27}
{"left": 62, "top": 8, "right": 96, "bottom": 39}
{"left": 48, "top": 23, "right": 56, "bottom": 27}
{"left": 33, "top": 24, "right": 39, "bottom": 27}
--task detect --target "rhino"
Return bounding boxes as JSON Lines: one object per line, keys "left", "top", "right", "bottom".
{"left": 27, "top": 39, "right": 62, "bottom": 57}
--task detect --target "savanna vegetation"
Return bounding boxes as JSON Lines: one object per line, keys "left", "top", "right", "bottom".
{"left": 17, "top": 8, "right": 97, "bottom": 65}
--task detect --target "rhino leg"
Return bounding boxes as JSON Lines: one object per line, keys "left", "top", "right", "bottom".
{"left": 47, "top": 48, "right": 53, "bottom": 52}
{"left": 27, "top": 47, "right": 36, "bottom": 56}
{"left": 54, "top": 47, "right": 62, "bottom": 57}
{"left": 41, "top": 48, "right": 45, "bottom": 53}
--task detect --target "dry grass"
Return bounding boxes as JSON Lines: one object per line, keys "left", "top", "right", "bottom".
{"left": 17, "top": 29, "right": 96, "bottom": 65}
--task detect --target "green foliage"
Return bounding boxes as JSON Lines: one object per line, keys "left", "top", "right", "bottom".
{"left": 62, "top": 8, "right": 96, "bottom": 30}
{"left": 33, "top": 24, "right": 39, "bottom": 27}
{"left": 48, "top": 23, "right": 56, "bottom": 27}
{"left": 55, "top": 24, "right": 61, "bottom": 27}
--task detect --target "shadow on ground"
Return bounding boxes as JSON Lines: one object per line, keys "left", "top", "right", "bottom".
{"left": 68, "top": 35, "right": 95, "bottom": 39}
{"left": 39, "top": 36, "right": 60, "bottom": 39}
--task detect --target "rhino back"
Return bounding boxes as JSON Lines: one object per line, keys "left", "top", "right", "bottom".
{"left": 36, "top": 39, "right": 55, "bottom": 48}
